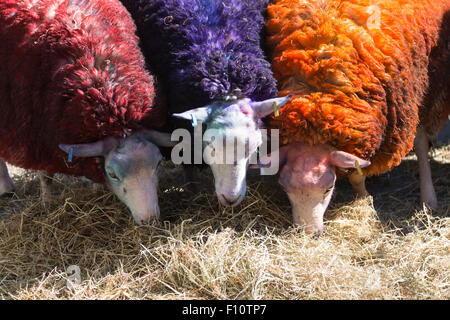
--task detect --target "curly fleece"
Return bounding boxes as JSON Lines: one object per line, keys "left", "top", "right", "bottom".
{"left": 0, "top": 0, "right": 165, "bottom": 183}
{"left": 265, "top": 0, "right": 450, "bottom": 176}
{"left": 120, "top": 0, "right": 278, "bottom": 114}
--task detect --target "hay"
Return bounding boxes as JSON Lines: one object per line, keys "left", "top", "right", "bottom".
{"left": 0, "top": 146, "right": 449, "bottom": 300}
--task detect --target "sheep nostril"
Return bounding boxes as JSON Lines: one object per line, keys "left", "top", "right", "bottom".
{"left": 312, "top": 229, "right": 323, "bottom": 239}
{"left": 133, "top": 213, "right": 160, "bottom": 226}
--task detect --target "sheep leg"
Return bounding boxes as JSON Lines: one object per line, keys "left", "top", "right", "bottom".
{"left": 348, "top": 171, "right": 369, "bottom": 198}
{"left": 182, "top": 164, "right": 198, "bottom": 193}
{"left": 0, "top": 159, "right": 15, "bottom": 196}
{"left": 39, "top": 171, "right": 56, "bottom": 203}
{"left": 414, "top": 127, "right": 438, "bottom": 209}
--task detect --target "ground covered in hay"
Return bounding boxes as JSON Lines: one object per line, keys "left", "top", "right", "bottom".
{"left": 0, "top": 144, "right": 449, "bottom": 300}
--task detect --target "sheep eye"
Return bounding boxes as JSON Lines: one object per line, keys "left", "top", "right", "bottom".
{"left": 156, "top": 160, "right": 162, "bottom": 169}
{"left": 324, "top": 186, "right": 333, "bottom": 195}
{"left": 107, "top": 170, "right": 119, "bottom": 181}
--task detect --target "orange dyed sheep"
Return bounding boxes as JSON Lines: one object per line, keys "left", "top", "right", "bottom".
{"left": 262, "top": 0, "right": 450, "bottom": 235}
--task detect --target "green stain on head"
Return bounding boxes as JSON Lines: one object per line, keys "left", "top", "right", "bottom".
{"left": 105, "top": 154, "right": 135, "bottom": 186}
{"left": 207, "top": 103, "right": 252, "bottom": 130}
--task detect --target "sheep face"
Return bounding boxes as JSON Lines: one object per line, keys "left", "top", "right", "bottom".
{"left": 104, "top": 136, "right": 163, "bottom": 224}
{"left": 173, "top": 95, "right": 293, "bottom": 207}
{"left": 205, "top": 100, "right": 261, "bottom": 206}
{"left": 59, "top": 131, "right": 174, "bottom": 224}
{"left": 204, "top": 124, "right": 262, "bottom": 207}
{"left": 258, "top": 142, "right": 370, "bottom": 236}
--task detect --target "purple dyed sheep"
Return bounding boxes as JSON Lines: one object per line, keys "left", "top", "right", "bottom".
{"left": 120, "top": 0, "right": 292, "bottom": 206}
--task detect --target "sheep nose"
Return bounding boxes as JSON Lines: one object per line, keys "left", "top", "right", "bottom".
{"left": 312, "top": 229, "right": 323, "bottom": 239}
{"left": 132, "top": 208, "right": 160, "bottom": 225}
{"left": 309, "top": 226, "right": 324, "bottom": 239}
{"left": 221, "top": 194, "right": 240, "bottom": 206}
{"left": 136, "top": 215, "right": 159, "bottom": 225}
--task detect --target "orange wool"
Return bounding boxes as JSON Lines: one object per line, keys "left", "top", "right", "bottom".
{"left": 266, "top": 0, "right": 450, "bottom": 176}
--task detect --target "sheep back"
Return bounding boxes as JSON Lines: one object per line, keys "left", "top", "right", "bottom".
{"left": 120, "top": 0, "right": 278, "bottom": 114}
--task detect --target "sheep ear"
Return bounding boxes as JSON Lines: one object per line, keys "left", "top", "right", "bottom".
{"left": 329, "top": 151, "right": 371, "bottom": 169}
{"left": 59, "top": 137, "right": 119, "bottom": 158}
{"left": 251, "top": 94, "right": 294, "bottom": 119}
{"left": 172, "top": 106, "right": 212, "bottom": 124}
{"left": 140, "top": 130, "right": 178, "bottom": 147}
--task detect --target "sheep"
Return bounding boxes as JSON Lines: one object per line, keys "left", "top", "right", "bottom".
{"left": 0, "top": 0, "right": 175, "bottom": 224}
{"left": 260, "top": 0, "right": 450, "bottom": 235}
{"left": 120, "top": 0, "right": 292, "bottom": 207}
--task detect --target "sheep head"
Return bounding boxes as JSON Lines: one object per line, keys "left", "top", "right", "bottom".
{"left": 59, "top": 130, "right": 175, "bottom": 224}
{"left": 173, "top": 95, "right": 293, "bottom": 207}
{"left": 254, "top": 142, "right": 370, "bottom": 236}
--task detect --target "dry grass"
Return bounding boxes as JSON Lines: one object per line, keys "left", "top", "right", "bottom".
{"left": 0, "top": 145, "right": 449, "bottom": 300}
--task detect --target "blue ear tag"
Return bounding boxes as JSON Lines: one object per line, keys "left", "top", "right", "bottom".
{"left": 68, "top": 146, "right": 74, "bottom": 163}
{"left": 191, "top": 114, "right": 198, "bottom": 127}
{"left": 258, "top": 159, "right": 266, "bottom": 175}
{"left": 226, "top": 52, "right": 232, "bottom": 69}
{"left": 257, "top": 159, "right": 263, "bottom": 169}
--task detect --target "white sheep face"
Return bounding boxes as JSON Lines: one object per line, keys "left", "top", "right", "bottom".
{"left": 173, "top": 95, "right": 293, "bottom": 207}
{"left": 59, "top": 130, "right": 175, "bottom": 224}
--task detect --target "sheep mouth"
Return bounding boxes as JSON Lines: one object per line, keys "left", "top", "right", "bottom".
{"left": 218, "top": 194, "right": 244, "bottom": 207}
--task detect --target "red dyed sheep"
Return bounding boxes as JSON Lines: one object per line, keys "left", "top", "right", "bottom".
{"left": 262, "top": 0, "right": 450, "bottom": 235}
{"left": 0, "top": 0, "right": 174, "bottom": 224}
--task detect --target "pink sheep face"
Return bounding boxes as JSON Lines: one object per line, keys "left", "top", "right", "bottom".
{"left": 258, "top": 142, "right": 370, "bottom": 236}
{"left": 279, "top": 144, "right": 337, "bottom": 236}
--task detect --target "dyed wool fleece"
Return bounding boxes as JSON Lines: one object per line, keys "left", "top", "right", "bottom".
{"left": 0, "top": 0, "right": 165, "bottom": 183}
{"left": 120, "top": 0, "right": 278, "bottom": 114}
{"left": 265, "top": 0, "right": 450, "bottom": 176}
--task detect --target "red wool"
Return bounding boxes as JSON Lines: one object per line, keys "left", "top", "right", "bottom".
{"left": 0, "top": 0, "right": 165, "bottom": 183}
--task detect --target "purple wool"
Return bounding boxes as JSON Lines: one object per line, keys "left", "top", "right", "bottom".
{"left": 120, "top": 0, "right": 278, "bottom": 113}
